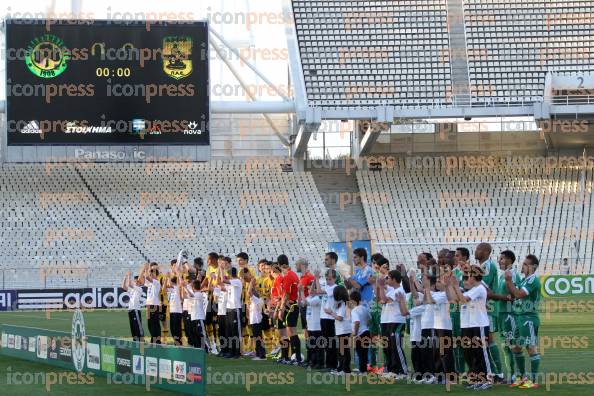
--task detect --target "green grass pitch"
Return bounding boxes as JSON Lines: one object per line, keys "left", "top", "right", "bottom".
{"left": 1, "top": 297, "right": 593, "bottom": 395}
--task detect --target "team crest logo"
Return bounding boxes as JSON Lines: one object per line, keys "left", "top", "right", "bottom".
{"left": 71, "top": 309, "right": 86, "bottom": 372}
{"left": 25, "top": 34, "right": 69, "bottom": 78}
{"left": 163, "top": 36, "right": 193, "bottom": 80}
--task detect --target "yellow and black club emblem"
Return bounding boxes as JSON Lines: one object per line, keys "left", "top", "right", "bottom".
{"left": 163, "top": 36, "right": 193, "bottom": 80}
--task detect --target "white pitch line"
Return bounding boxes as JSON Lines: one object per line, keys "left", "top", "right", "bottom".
{"left": 2, "top": 313, "right": 72, "bottom": 321}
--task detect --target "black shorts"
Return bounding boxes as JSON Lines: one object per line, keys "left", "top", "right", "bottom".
{"left": 205, "top": 309, "right": 214, "bottom": 325}
{"left": 276, "top": 314, "right": 286, "bottom": 329}
{"left": 285, "top": 303, "right": 299, "bottom": 328}
{"left": 261, "top": 312, "right": 271, "bottom": 331}
{"left": 159, "top": 304, "right": 167, "bottom": 321}
{"left": 241, "top": 306, "right": 248, "bottom": 328}
{"left": 299, "top": 306, "right": 307, "bottom": 330}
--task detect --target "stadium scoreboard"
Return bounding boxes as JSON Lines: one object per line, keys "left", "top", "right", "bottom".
{"left": 5, "top": 19, "right": 209, "bottom": 145}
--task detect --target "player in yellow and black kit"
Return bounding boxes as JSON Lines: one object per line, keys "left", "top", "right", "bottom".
{"left": 201, "top": 253, "right": 219, "bottom": 350}
{"left": 256, "top": 259, "right": 274, "bottom": 319}
{"left": 236, "top": 252, "right": 257, "bottom": 355}
{"left": 159, "top": 258, "right": 183, "bottom": 342}
{"left": 256, "top": 259, "right": 275, "bottom": 353}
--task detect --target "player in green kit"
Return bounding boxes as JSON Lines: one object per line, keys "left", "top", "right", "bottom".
{"left": 368, "top": 255, "right": 388, "bottom": 373}
{"left": 452, "top": 247, "right": 470, "bottom": 374}
{"left": 505, "top": 254, "right": 541, "bottom": 389}
{"left": 474, "top": 243, "right": 503, "bottom": 381}
{"left": 488, "top": 250, "right": 522, "bottom": 383}
{"left": 368, "top": 253, "right": 388, "bottom": 373}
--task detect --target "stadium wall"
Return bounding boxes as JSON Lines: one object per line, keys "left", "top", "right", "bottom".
{"left": 2, "top": 275, "right": 594, "bottom": 312}
{"left": 369, "top": 128, "right": 547, "bottom": 155}
{"left": 0, "top": 287, "right": 142, "bottom": 311}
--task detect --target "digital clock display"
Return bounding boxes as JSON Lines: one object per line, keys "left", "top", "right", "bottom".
{"left": 6, "top": 19, "right": 209, "bottom": 146}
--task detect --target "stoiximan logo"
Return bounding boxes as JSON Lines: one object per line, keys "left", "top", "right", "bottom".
{"left": 71, "top": 309, "right": 86, "bottom": 372}
{"left": 542, "top": 275, "right": 594, "bottom": 297}
{"left": 25, "top": 34, "right": 69, "bottom": 78}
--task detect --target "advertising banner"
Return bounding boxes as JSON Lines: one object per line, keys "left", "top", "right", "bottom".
{"left": 541, "top": 274, "right": 594, "bottom": 298}
{"left": 328, "top": 241, "right": 351, "bottom": 280}
{"left": 1, "top": 312, "right": 205, "bottom": 395}
{"left": 350, "top": 240, "right": 373, "bottom": 266}
{"left": 0, "top": 287, "right": 143, "bottom": 311}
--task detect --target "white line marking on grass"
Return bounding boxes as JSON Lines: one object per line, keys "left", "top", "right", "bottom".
{"left": 4, "top": 313, "right": 72, "bottom": 321}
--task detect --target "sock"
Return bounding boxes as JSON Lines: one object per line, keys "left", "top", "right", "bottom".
{"left": 529, "top": 354, "right": 541, "bottom": 383}
{"left": 369, "top": 345, "right": 377, "bottom": 367}
{"left": 504, "top": 345, "right": 516, "bottom": 377}
{"left": 206, "top": 324, "right": 213, "bottom": 341}
{"left": 513, "top": 352, "right": 525, "bottom": 378}
{"left": 281, "top": 338, "right": 289, "bottom": 360}
{"left": 290, "top": 335, "right": 302, "bottom": 361}
{"left": 263, "top": 329, "right": 273, "bottom": 350}
{"left": 454, "top": 346, "right": 465, "bottom": 373}
{"left": 488, "top": 342, "right": 503, "bottom": 375}
{"left": 243, "top": 329, "right": 251, "bottom": 353}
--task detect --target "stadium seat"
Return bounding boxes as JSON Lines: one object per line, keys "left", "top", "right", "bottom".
{"left": 356, "top": 158, "right": 593, "bottom": 274}
{"left": 0, "top": 162, "right": 338, "bottom": 288}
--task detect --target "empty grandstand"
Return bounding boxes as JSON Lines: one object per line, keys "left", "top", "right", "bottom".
{"left": 292, "top": 0, "right": 453, "bottom": 107}
{"left": 290, "top": 0, "right": 594, "bottom": 108}
{"left": 0, "top": 0, "right": 593, "bottom": 290}
{"left": 0, "top": 162, "right": 338, "bottom": 288}
{"left": 357, "top": 157, "right": 593, "bottom": 275}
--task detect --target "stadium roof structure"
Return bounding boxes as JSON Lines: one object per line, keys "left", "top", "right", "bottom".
{"left": 286, "top": 0, "right": 594, "bottom": 155}
{"left": 2, "top": 1, "right": 594, "bottom": 158}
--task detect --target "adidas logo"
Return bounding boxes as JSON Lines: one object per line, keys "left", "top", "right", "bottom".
{"left": 21, "top": 121, "right": 42, "bottom": 134}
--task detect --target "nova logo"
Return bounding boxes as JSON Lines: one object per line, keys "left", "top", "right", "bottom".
{"left": 184, "top": 121, "right": 202, "bottom": 135}
{"left": 542, "top": 275, "right": 594, "bottom": 297}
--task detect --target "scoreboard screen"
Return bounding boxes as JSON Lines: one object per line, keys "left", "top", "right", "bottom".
{"left": 5, "top": 19, "right": 209, "bottom": 145}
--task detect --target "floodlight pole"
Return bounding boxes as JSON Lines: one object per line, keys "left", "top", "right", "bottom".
{"left": 210, "top": 34, "right": 290, "bottom": 147}
{"left": 209, "top": 28, "right": 292, "bottom": 102}
{"left": 71, "top": 0, "right": 82, "bottom": 15}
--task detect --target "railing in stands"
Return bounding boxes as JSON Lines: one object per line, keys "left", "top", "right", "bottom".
{"left": 363, "top": 96, "right": 594, "bottom": 109}
{"left": 1, "top": 267, "right": 91, "bottom": 289}
{"left": 549, "top": 95, "right": 594, "bottom": 106}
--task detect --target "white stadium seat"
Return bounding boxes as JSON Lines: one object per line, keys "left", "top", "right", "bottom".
{"left": 0, "top": 162, "right": 338, "bottom": 288}
{"left": 357, "top": 159, "right": 593, "bottom": 275}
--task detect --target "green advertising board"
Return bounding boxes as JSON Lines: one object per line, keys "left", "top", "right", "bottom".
{"left": 541, "top": 274, "right": 594, "bottom": 298}
{"left": 0, "top": 310, "right": 205, "bottom": 395}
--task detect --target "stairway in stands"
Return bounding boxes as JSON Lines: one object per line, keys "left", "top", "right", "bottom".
{"left": 310, "top": 168, "right": 368, "bottom": 242}
{"left": 73, "top": 166, "right": 149, "bottom": 263}
{"left": 446, "top": 0, "right": 472, "bottom": 104}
